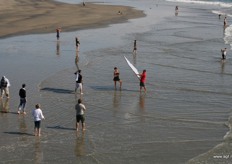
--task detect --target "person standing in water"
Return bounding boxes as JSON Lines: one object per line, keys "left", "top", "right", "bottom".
{"left": 113, "top": 67, "right": 122, "bottom": 90}
{"left": 0, "top": 76, "right": 10, "bottom": 99}
{"left": 32, "top": 104, "right": 45, "bottom": 136}
{"left": 18, "top": 84, "right": 27, "bottom": 114}
{"left": 56, "top": 27, "right": 61, "bottom": 40}
{"left": 75, "top": 70, "right": 83, "bottom": 94}
{"left": 75, "top": 99, "right": 86, "bottom": 131}
{"left": 138, "top": 70, "right": 147, "bottom": 93}
{"left": 133, "top": 40, "right": 137, "bottom": 54}
{"left": 224, "top": 16, "right": 228, "bottom": 27}
{"left": 76, "top": 37, "right": 80, "bottom": 51}
{"left": 221, "top": 48, "right": 227, "bottom": 60}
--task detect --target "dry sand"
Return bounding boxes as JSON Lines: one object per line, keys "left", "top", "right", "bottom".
{"left": 0, "top": 0, "right": 145, "bottom": 38}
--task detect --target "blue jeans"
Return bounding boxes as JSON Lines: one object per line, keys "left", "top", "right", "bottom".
{"left": 18, "top": 98, "right": 26, "bottom": 112}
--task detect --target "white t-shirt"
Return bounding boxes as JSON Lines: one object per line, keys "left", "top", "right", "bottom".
{"left": 32, "top": 108, "right": 45, "bottom": 121}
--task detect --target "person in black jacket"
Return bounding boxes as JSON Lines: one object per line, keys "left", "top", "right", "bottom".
{"left": 18, "top": 84, "right": 27, "bottom": 114}
{"left": 75, "top": 70, "right": 83, "bottom": 94}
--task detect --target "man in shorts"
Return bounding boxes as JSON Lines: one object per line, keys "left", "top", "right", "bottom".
{"left": 138, "top": 70, "right": 147, "bottom": 93}
{"left": 75, "top": 99, "right": 86, "bottom": 131}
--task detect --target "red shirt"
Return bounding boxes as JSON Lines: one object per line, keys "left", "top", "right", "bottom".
{"left": 140, "top": 72, "right": 146, "bottom": 83}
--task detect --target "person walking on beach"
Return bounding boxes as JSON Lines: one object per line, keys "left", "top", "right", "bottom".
{"left": 76, "top": 37, "right": 80, "bottom": 51}
{"left": 56, "top": 27, "right": 61, "bottom": 40}
{"left": 32, "top": 104, "right": 45, "bottom": 136}
{"left": 133, "top": 40, "right": 137, "bottom": 54}
{"left": 221, "top": 48, "right": 227, "bottom": 60}
{"left": 0, "top": 76, "right": 10, "bottom": 99}
{"left": 138, "top": 70, "right": 147, "bottom": 93}
{"left": 113, "top": 67, "right": 122, "bottom": 90}
{"left": 75, "top": 70, "right": 83, "bottom": 94}
{"left": 75, "top": 99, "right": 86, "bottom": 131}
{"left": 18, "top": 84, "right": 27, "bottom": 114}
{"left": 175, "top": 6, "right": 179, "bottom": 16}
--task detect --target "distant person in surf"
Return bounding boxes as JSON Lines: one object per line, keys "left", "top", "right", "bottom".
{"left": 76, "top": 37, "right": 80, "bottom": 51}
{"left": 224, "top": 16, "right": 228, "bottom": 27}
{"left": 175, "top": 6, "right": 179, "bottom": 16}
{"left": 221, "top": 48, "right": 227, "bottom": 60}
{"left": 138, "top": 70, "right": 147, "bottom": 93}
{"left": 113, "top": 67, "right": 122, "bottom": 90}
{"left": 133, "top": 40, "right": 137, "bottom": 54}
{"left": 219, "top": 14, "right": 221, "bottom": 19}
{"left": 56, "top": 27, "right": 61, "bottom": 40}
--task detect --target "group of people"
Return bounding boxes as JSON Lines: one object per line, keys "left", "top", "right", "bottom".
{"left": 222, "top": 15, "right": 228, "bottom": 60}
{"left": 0, "top": 76, "right": 45, "bottom": 136}
{"left": 0, "top": 74, "right": 86, "bottom": 134}
{"left": 113, "top": 67, "right": 147, "bottom": 93}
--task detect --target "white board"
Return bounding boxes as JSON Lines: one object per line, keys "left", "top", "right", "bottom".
{"left": 124, "top": 56, "right": 140, "bottom": 79}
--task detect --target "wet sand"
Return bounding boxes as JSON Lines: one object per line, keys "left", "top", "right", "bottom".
{"left": 1, "top": 0, "right": 232, "bottom": 163}
{"left": 0, "top": 0, "right": 145, "bottom": 38}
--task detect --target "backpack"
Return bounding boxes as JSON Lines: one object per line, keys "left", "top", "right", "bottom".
{"left": 1, "top": 78, "right": 7, "bottom": 88}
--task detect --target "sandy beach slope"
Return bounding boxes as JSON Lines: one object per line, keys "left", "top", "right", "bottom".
{"left": 0, "top": 0, "right": 145, "bottom": 38}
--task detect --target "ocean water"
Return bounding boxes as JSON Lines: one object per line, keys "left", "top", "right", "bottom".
{"left": 0, "top": 0, "right": 232, "bottom": 163}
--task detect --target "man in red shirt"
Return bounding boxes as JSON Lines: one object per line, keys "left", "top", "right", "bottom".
{"left": 139, "top": 70, "right": 147, "bottom": 93}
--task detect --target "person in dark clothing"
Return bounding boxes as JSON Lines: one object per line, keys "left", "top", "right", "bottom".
{"left": 18, "top": 84, "right": 27, "bottom": 114}
{"left": 75, "top": 70, "right": 83, "bottom": 94}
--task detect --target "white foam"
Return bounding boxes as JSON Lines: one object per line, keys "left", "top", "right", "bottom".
{"left": 166, "top": 0, "right": 232, "bottom": 8}
{"left": 224, "top": 25, "right": 232, "bottom": 48}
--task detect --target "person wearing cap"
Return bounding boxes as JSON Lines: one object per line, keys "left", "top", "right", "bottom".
{"left": 0, "top": 76, "right": 10, "bottom": 99}
{"left": 113, "top": 67, "right": 122, "bottom": 90}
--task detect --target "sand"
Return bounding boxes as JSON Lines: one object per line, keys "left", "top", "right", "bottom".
{"left": 0, "top": 0, "right": 145, "bottom": 38}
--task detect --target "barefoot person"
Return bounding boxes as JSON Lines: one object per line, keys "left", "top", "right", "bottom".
{"left": 75, "top": 99, "right": 86, "bottom": 131}
{"left": 75, "top": 70, "right": 83, "bottom": 94}
{"left": 0, "top": 76, "right": 10, "bottom": 99}
{"left": 138, "top": 70, "right": 147, "bottom": 93}
{"left": 18, "top": 84, "right": 27, "bottom": 114}
{"left": 221, "top": 48, "right": 227, "bottom": 60}
{"left": 32, "top": 104, "right": 45, "bottom": 136}
{"left": 113, "top": 67, "right": 122, "bottom": 90}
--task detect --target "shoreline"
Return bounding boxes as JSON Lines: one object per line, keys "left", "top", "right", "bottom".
{"left": 0, "top": 0, "right": 145, "bottom": 39}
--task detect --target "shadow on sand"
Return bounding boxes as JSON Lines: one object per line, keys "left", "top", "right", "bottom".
{"left": 40, "top": 87, "right": 74, "bottom": 94}
{"left": 4, "top": 131, "right": 34, "bottom": 136}
{"left": 47, "top": 125, "right": 76, "bottom": 131}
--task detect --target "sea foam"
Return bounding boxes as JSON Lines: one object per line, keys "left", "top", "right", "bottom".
{"left": 166, "top": 0, "right": 232, "bottom": 8}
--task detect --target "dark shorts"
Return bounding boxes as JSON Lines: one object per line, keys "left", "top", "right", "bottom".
{"left": 113, "top": 76, "right": 120, "bottom": 81}
{"left": 76, "top": 115, "right": 85, "bottom": 123}
{"left": 140, "top": 82, "right": 145, "bottom": 87}
{"left": 34, "top": 121, "right": 41, "bottom": 129}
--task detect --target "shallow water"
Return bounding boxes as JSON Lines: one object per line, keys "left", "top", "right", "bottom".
{"left": 0, "top": 0, "right": 232, "bottom": 164}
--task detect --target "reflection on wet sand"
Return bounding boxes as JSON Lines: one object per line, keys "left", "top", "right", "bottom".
{"left": 19, "top": 116, "right": 28, "bottom": 142}
{"left": 0, "top": 98, "right": 9, "bottom": 113}
{"left": 56, "top": 41, "right": 60, "bottom": 55}
{"left": 34, "top": 139, "right": 43, "bottom": 164}
{"left": 75, "top": 131, "right": 86, "bottom": 157}
{"left": 75, "top": 50, "right": 80, "bottom": 71}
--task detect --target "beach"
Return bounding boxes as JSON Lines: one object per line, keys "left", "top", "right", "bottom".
{"left": 0, "top": 0, "right": 145, "bottom": 38}
{"left": 1, "top": 0, "right": 232, "bottom": 163}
